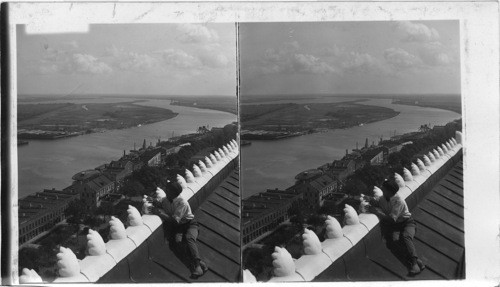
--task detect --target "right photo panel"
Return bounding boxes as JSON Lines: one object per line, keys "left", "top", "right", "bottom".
{"left": 240, "top": 21, "right": 464, "bottom": 282}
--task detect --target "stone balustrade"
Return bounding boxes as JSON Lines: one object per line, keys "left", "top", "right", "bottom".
{"left": 19, "top": 139, "right": 239, "bottom": 284}
{"left": 258, "top": 131, "right": 463, "bottom": 282}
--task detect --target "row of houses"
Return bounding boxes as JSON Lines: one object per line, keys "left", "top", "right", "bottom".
{"left": 242, "top": 171, "right": 339, "bottom": 245}
{"left": 242, "top": 189, "right": 304, "bottom": 245}
{"left": 19, "top": 189, "right": 80, "bottom": 245}
{"left": 242, "top": 132, "right": 426, "bottom": 246}
{"left": 18, "top": 139, "right": 186, "bottom": 245}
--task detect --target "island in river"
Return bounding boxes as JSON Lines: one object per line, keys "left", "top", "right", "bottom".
{"left": 240, "top": 100, "right": 400, "bottom": 140}
{"left": 17, "top": 101, "right": 178, "bottom": 139}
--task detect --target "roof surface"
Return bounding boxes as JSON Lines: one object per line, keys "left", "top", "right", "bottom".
{"left": 19, "top": 191, "right": 77, "bottom": 224}
{"left": 99, "top": 169, "right": 241, "bottom": 283}
{"left": 242, "top": 190, "right": 301, "bottom": 225}
{"left": 307, "top": 174, "right": 336, "bottom": 191}
{"left": 315, "top": 159, "right": 464, "bottom": 281}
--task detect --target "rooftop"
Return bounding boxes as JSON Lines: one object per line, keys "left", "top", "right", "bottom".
{"left": 71, "top": 169, "right": 101, "bottom": 181}
{"left": 306, "top": 174, "right": 336, "bottom": 192}
{"left": 242, "top": 190, "right": 301, "bottom": 225}
{"left": 139, "top": 148, "right": 162, "bottom": 162}
{"left": 295, "top": 169, "right": 323, "bottom": 181}
{"left": 18, "top": 190, "right": 78, "bottom": 225}
{"left": 84, "top": 174, "right": 113, "bottom": 192}
{"left": 315, "top": 158, "right": 464, "bottom": 281}
{"left": 361, "top": 147, "right": 384, "bottom": 161}
{"left": 252, "top": 133, "right": 463, "bottom": 283}
{"left": 19, "top": 139, "right": 241, "bottom": 284}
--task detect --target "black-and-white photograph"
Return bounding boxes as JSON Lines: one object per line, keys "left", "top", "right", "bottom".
{"left": 1, "top": 2, "right": 499, "bottom": 287}
{"left": 240, "top": 21, "right": 464, "bottom": 282}
{"left": 15, "top": 22, "right": 240, "bottom": 283}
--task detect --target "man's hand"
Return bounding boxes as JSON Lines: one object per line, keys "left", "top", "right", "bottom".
{"left": 368, "top": 206, "right": 385, "bottom": 217}
{"left": 152, "top": 207, "right": 171, "bottom": 221}
{"left": 152, "top": 199, "right": 163, "bottom": 208}
{"left": 368, "top": 206, "right": 395, "bottom": 223}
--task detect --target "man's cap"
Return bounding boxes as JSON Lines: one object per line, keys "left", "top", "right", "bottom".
{"left": 382, "top": 178, "right": 399, "bottom": 195}
{"left": 166, "top": 180, "right": 183, "bottom": 198}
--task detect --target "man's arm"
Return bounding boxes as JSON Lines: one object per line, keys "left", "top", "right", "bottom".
{"left": 368, "top": 205, "right": 395, "bottom": 223}
{"left": 363, "top": 195, "right": 381, "bottom": 207}
{"left": 173, "top": 199, "right": 190, "bottom": 224}
{"left": 152, "top": 207, "right": 172, "bottom": 222}
{"left": 389, "top": 196, "right": 405, "bottom": 223}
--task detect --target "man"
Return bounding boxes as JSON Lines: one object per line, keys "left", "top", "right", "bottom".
{"left": 366, "top": 177, "right": 425, "bottom": 275}
{"left": 151, "top": 181, "right": 208, "bottom": 278}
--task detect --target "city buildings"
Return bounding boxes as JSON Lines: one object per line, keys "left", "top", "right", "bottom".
{"left": 288, "top": 173, "right": 337, "bottom": 208}
{"left": 18, "top": 189, "right": 80, "bottom": 245}
{"left": 242, "top": 189, "right": 303, "bottom": 245}
{"left": 139, "top": 148, "right": 162, "bottom": 167}
{"left": 72, "top": 170, "right": 115, "bottom": 210}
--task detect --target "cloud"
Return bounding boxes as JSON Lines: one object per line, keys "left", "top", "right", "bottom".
{"left": 395, "top": 21, "right": 440, "bottom": 42}
{"left": 292, "top": 54, "right": 336, "bottom": 74}
{"left": 176, "top": 24, "right": 219, "bottom": 44}
{"left": 62, "top": 41, "right": 79, "bottom": 50}
{"left": 384, "top": 48, "right": 421, "bottom": 69}
{"left": 160, "top": 49, "right": 200, "bottom": 68}
{"left": 342, "top": 52, "right": 388, "bottom": 74}
{"left": 38, "top": 46, "right": 112, "bottom": 75}
{"left": 257, "top": 42, "right": 336, "bottom": 75}
{"left": 199, "top": 51, "right": 229, "bottom": 68}
{"left": 71, "top": 54, "right": 112, "bottom": 74}
{"left": 196, "top": 44, "right": 231, "bottom": 68}
{"left": 38, "top": 63, "right": 59, "bottom": 74}
{"left": 317, "top": 45, "right": 343, "bottom": 57}
{"left": 105, "top": 46, "right": 157, "bottom": 72}
{"left": 283, "top": 41, "right": 300, "bottom": 51}
{"left": 419, "top": 42, "right": 454, "bottom": 66}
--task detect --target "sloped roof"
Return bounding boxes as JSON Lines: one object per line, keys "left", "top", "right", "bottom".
{"left": 139, "top": 148, "right": 162, "bottom": 162}
{"left": 98, "top": 169, "right": 241, "bottom": 283}
{"left": 72, "top": 169, "right": 101, "bottom": 181}
{"left": 242, "top": 190, "right": 300, "bottom": 225}
{"left": 18, "top": 190, "right": 78, "bottom": 225}
{"left": 85, "top": 174, "right": 113, "bottom": 192}
{"left": 361, "top": 147, "right": 384, "bottom": 161}
{"left": 314, "top": 159, "right": 464, "bottom": 281}
{"left": 308, "top": 174, "right": 336, "bottom": 192}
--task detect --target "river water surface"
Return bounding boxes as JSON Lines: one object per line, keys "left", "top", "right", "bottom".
{"left": 18, "top": 98, "right": 237, "bottom": 199}
{"left": 18, "top": 97, "right": 460, "bottom": 200}
{"left": 241, "top": 98, "right": 461, "bottom": 198}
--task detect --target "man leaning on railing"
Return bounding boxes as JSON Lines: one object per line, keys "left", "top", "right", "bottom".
{"left": 362, "top": 176, "right": 425, "bottom": 276}
{"left": 148, "top": 181, "right": 208, "bottom": 278}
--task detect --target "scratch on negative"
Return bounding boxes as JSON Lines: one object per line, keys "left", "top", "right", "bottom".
{"left": 133, "top": 7, "right": 155, "bottom": 22}
{"left": 113, "top": 3, "right": 116, "bottom": 18}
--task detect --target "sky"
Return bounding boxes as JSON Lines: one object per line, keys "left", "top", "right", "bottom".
{"left": 17, "top": 23, "right": 237, "bottom": 97}
{"left": 239, "top": 21, "right": 461, "bottom": 96}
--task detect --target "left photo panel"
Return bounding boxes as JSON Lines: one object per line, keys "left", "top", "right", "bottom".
{"left": 15, "top": 22, "right": 240, "bottom": 283}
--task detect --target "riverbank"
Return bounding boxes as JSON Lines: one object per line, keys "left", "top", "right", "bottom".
{"left": 241, "top": 101, "right": 400, "bottom": 140}
{"left": 240, "top": 98, "right": 461, "bottom": 199}
{"left": 170, "top": 96, "right": 237, "bottom": 115}
{"left": 393, "top": 100, "right": 461, "bottom": 114}
{"left": 18, "top": 101, "right": 178, "bottom": 139}
{"left": 391, "top": 95, "right": 461, "bottom": 114}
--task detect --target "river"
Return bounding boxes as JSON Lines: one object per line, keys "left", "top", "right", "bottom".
{"left": 241, "top": 98, "right": 461, "bottom": 199}
{"left": 17, "top": 98, "right": 237, "bottom": 199}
